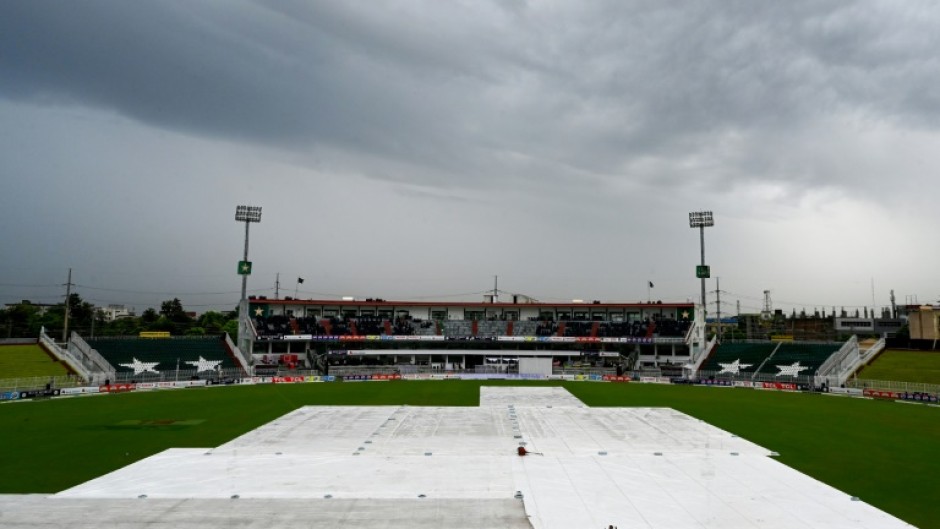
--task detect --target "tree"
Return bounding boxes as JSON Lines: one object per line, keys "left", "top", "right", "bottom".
{"left": 66, "top": 293, "right": 95, "bottom": 327}
{"left": 197, "top": 311, "right": 226, "bottom": 334}
{"left": 141, "top": 308, "right": 158, "bottom": 324}
{"left": 2, "top": 302, "right": 43, "bottom": 338}
{"left": 160, "top": 298, "right": 191, "bottom": 324}
{"left": 222, "top": 319, "right": 238, "bottom": 340}
{"left": 101, "top": 316, "right": 140, "bottom": 337}
{"left": 148, "top": 316, "right": 176, "bottom": 333}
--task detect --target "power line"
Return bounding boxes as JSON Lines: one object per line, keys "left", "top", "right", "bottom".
{"left": 288, "top": 289, "right": 492, "bottom": 301}
{"left": 401, "top": 291, "right": 490, "bottom": 300}
{"left": 74, "top": 284, "right": 269, "bottom": 296}
{"left": 0, "top": 282, "right": 63, "bottom": 288}
{"left": 0, "top": 294, "right": 64, "bottom": 303}
{"left": 79, "top": 297, "right": 242, "bottom": 309}
{"left": 720, "top": 289, "right": 885, "bottom": 310}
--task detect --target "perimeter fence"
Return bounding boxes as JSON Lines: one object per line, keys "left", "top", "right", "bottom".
{"left": 846, "top": 378, "right": 940, "bottom": 395}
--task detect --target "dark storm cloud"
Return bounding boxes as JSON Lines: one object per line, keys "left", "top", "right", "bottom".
{"left": 1, "top": 2, "right": 398, "bottom": 141}
{"left": 2, "top": 0, "right": 939, "bottom": 194}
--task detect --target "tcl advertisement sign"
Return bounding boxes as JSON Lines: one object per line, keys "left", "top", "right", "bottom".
{"left": 98, "top": 383, "right": 136, "bottom": 393}
{"left": 271, "top": 376, "right": 306, "bottom": 384}
{"left": 760, "top": 382, "right": 798, "bottom": 391}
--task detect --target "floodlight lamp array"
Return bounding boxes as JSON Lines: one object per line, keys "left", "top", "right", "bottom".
{"left": 688, "top": 211, "right": 714, "bottom": 228}
{"left": 235, "top": 205, "right": 263, "bottom": 223}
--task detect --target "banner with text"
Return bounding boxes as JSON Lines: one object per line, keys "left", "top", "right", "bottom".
{"left": 760, "top": 382, "right": 798, "bottom": 391}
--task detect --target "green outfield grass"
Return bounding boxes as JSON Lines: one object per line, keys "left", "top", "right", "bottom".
{"left": 1, "top": 381, "right": 937, "bottom": 527}
{"left": 858, "top": 349, "right": 940, "bottom": 384}
{"left": 0, "top": 344, "right": 71, "bottom": 379}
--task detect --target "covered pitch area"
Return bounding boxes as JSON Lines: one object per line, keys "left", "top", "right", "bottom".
{"left": 1, "top": 387, "right": 913, "bottom": 528}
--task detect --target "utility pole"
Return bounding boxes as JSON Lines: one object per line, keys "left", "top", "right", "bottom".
{"left": 275, "top": 273, "right": 280, "bottom": 299}
{"left": 493, "top": 275, "right": 498, "bottom": 304}
{"left": 715, "top": 277, "right": 722, "bottom": 342}
{"left": 62, "top": 268, "right": 73, "bottom": 343}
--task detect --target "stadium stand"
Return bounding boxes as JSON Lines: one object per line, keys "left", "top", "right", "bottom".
{"left": 412, "top": 319, "right": 440, "bottom": 336}
{"left": 756, "top": 342, "right": 840, "bottom": 377}
{"left": 392, "top": 317, "right": 416, "bottom": 336}
{"left": 256, "top": 315, "right": 292, "bottom": 336}
{"left": 86, "top": 336, "right": 241, "bottom": 377}
{"left": 253, "top": 315, "right": 691, "bottom": 340}
{"left": 698, "top": 341, "right": 841, "bottom": 380}
{"left": 246, "top": 297, "right": 700, "bottom": 379}
{"left": 699, "top": 343, "right": 778, "bottom": 374}
{"left": 512, "top": 320, "right": 539, "bottom": 337}
{"left": 443, "top": 320, "right": 474, "bottom": 338}
{"left": 248, "top": 299, "right": 698, "bottom": 375}
{"left": 253, "top": 314, "right": 438, "bottom": 338}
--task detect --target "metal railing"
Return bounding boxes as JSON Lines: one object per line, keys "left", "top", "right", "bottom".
{"left": 111, "top": 367, "right": 251, "bottom": 383}
{"left": 752, "top": 342, "right": 783, "bottom": 375}
{"left": 684, "top": 320, "right": 698, "bottom": 346}
{"left": 224, "top": 333, "right": 250, "bottom": 373}
{"left": 863, "top": 337, "right": 886, "bottom": 360}
{"left": 845, "top": 378, "right": 940, "bottom": 395}
{"left": 304, "top": 365, "right": 619, "bottom": 377}
{"left": 554, "top": 367, "right": 617, "bottom": 376}
{"left": 818, "top": 337, "right": 885, "bottom": 387}
{"left": 5, "top": 360, "right": 937, "bottom": 396}
{"left": 693, "top": 369, "right": 815, "bottom": 387}
{"left": 688, "top": 334, "right": 717, "bottom": 374}
{"left": 68, "top": 332, "right": 116, "bottom": 384}
{"left": 38, "top": 327, "right": 92, "bottom": 382}
{"left": 816, "top": 335, "right": 858, "bottom": 377}
{"left": 326, "top": 366, "right": 406, "bottom": 376}
{"left": 0, "top": 375, "right": 84, "bottom": 392}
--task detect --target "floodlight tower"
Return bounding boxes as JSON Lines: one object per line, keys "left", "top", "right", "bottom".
{"left": 689, "top": 211, "right": 714, "bottom": 320}
{"left": 235, "top": 205, "right": 262, "bottom": 356}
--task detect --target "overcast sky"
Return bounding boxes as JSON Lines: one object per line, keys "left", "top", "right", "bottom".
{"left": 2, "top": 1, "right": 939, "bottom": 316}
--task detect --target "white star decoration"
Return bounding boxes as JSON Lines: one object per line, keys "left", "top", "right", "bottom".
{"left": 254, "top": 307, "right": 264, "bottom": 317}
{"left": 775, "top": 362, "right": 809, "bottom": 377}
{"left": 186, "top": 356, "right": 223, "bottom": 373}
{"left": 119, "top": 358, "right": 161, "bottom": 375}
{"left": 718, "top": 359, "right": 752, "bottom": 375}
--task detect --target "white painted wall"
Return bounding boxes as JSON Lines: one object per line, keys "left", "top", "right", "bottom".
{"left": 518, "top": 357, "right": 552, "bottom": 377}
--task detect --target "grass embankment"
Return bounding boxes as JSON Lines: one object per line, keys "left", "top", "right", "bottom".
{"left": 0, "top": 344, "right": 71, "bottom": 379}
{"left": 858, "top": 349, "right": 940, "bottom": 384}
